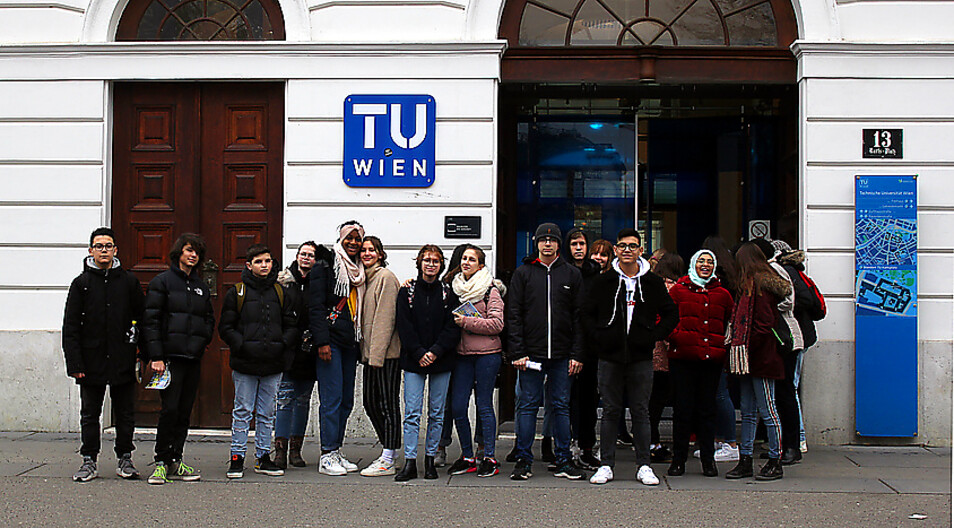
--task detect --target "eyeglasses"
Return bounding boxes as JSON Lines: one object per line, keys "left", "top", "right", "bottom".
{"left": 422, "top": 259, "right": 441, "bottom": 265}
{"left": 91, "top": 243, "right": 115, "bottom": 251}
{"left": 615, "top": 242, "right": 641, "bottom": 251}
{"left": 298, "top": 252, "right": 316, "bottom": 259}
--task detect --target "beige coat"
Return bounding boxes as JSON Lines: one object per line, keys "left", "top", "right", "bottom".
{"left": 360, "top": 264, "right": 402, "bottom": 367}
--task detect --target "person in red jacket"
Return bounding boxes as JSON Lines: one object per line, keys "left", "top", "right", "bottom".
{"left": 665, "top": 249, "right": 734, "bottom": 477}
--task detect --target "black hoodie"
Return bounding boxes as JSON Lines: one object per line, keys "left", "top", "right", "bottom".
{"left": 62, "top": 257, "right": 144, "bottom": 385}
{"left": 219, "top": 266, "right": 300, "bottom": 376}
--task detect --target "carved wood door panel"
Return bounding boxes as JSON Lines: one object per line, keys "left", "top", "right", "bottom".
{"left": 113, "top": 82, "right": 284, "bottom": 428}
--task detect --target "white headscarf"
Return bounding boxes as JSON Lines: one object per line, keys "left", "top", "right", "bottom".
{"left": 333, "top": 222, "right": 366, "bottom": 341}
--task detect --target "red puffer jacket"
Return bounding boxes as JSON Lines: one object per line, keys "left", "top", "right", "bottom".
{"left": 667, "top": 275, "right": 734, "bottom": 362}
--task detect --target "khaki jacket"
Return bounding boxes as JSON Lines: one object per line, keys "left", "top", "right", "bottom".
{"left": 360, "top": 265, "right": 402, "bottom": 367}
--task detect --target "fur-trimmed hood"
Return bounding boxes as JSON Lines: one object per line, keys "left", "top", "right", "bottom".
{"left": 757, "top": 269, "right": 793, "bottom": 298}
{"left": 776, "top": 249, "right": 806, "bottom": 269}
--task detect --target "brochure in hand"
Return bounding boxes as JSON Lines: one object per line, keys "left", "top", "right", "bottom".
{"left": 452, "top": 301, "right": 481, "bottom": 318}
{"left": 145, "top": 370, "right": 171, "bottom": 390}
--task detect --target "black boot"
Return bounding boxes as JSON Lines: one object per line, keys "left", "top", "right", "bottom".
{"left": 667, "top": 461, "right": 685, "bottom": 476}
{"left": 701, "top": 459, "right": 718, "bottom": 477}
{"left": 541, "top": 437, "right": 555, "bottom": 463}
{"left": 781, "top": 447, "right": 802, "bottom": 465}
{"left": 756, "top": 458, "right": 784, "bottom": 481}
{"left": 394, "top": 459, "right": 417, "bottom": 482}
{"left": 725, "top": 455, "right": 753, "bottom": 479}
{"left": 424, "top": 456, "right": 439, "bottom": 480}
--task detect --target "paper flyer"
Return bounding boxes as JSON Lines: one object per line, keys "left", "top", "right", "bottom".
{"left": 145, "top": 370, "right": 171, "bottom": 390}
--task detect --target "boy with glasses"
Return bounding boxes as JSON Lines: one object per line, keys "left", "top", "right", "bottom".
{"left": 583, "top": 229, "right": 678, "bottom": 486}
{"left": 63, "top": 227, "right": 145, "bottom": 481}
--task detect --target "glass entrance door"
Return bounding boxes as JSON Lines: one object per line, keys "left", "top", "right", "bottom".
{"left": 514, "top": 118, "right": 636, "bottom": 264}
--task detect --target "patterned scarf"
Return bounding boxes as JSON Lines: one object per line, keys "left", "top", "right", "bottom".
{"left": 728, "top": 292, "right": 755, "bottom": 375}
{"left": 333, "top": 222, "right": 366, "bottom": 341}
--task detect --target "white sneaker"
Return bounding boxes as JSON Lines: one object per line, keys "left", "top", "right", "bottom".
{"left": 319, "top": 453, "right": 347, "bottom": 476}
{"left": 636, "top": 465, "right": 659, "bottom": 486}
{"left": 800, "top": 440, "right": 808, "bottom": 453}
{"left": 360, "top": 456, "right": 395, "bottom": 477}
{"left": 589, "top": 465, "right": 614, "bottom": 485}
{"left": 713, "top": 444, "right": 740, "bottom": 462}
{"left": 694, "top": 442, "right": 723, "bottom": 459}
{"left": 336, "top": 450, "right": 359, "bottom": 473}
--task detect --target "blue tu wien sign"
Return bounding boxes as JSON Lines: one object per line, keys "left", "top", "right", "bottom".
{"left": 343, "top": 95, "right": 436, "bottom": 188}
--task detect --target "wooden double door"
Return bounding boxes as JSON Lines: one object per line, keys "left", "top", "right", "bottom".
{"left": 112, "top": 82, "right": 284, "bottom": 428}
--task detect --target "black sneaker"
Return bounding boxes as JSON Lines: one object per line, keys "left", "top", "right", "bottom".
{"left": 755, "top": 458, "right": 783, "bottom": 481}
{"left": 617, "top": 431, "right": 634, "bottom": 447}
{"left": 553, "top": 460, "right": 585, "bottom": 480}
{"left": 116, "top": 453, "right": 139, "bottom": 480}
{"left": 255, "top": 454, "right": 285, "bottom": 477}
{"left": 505, "top": 446, "right": 519, "bottom": 463}
{"left": 510, "top": 459, "right": 532, "bottom": 481}
{"left": 227, "top": 454, "right": 244, "bottom": 479}
{"left": 578, "top": 450, "right": 602, "bottom": 471}
{"left": 72, "top": 456, "right": 97, "bottom": 482}
{"left": 476, "top": 458, "right": 500, "bottom": 477}
{"left": 447, "top": 457, "right": 477, "bottom": 476}
{"left": 650, "top": 445, "right": 672, "bottom": 462}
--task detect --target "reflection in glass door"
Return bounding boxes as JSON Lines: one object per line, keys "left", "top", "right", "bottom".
{"left": 514, "top": 119, "right": 636, "bottom": 265}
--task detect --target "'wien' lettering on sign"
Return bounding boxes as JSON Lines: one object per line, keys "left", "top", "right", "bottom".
{"left": 343, "top": 95, "right": 436, "bottom": 188}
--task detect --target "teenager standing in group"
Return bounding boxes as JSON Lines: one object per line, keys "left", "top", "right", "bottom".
{"left": 63, "top": 227, "right": 144, "bottom": 482}
{"left": 310, "top": 221, "right": 365, "bottom": 476}
{"left": 142, "top": 233, "right": 215, "bottom": 485}
{"left": 666, "top": 249, "right": 734, "bottom": 478}
{"left": 508, "top": 223, "right": 586, "bottom": 482}
{"left": 583, "top": 229, "right": 678, "bottom": 486}
{"left": 395, "top": 245, "right": 461, "bottom": 481}
{"left": 274, "top": 241, "right": 321, "bottom": 469}
{"left": 725, "top": 242, "right": 791, "bottom": 481}
{"left": 647, "top": 251, "right": 684, "bottom": 463}
{"left": 220, "top": 244, "right": 298, "bottom": 479}
{"left": 445, "top": 245, "right": 506, "bottom": 477}
{"left": 358, "top": 235, "right": 403, "bottom": 477}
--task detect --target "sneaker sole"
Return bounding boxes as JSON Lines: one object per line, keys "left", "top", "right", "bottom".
{"left": 116, "top": 469, "right": 139, "bottom": 479}
{"left": 448, "top": 468, "right": 476, "bottom": 476}
{"left": 147, "top": 478, "right": 169, "bottom": 485}
{"left": 173, "top": 476, "right": 201, "bottom": 482}
{"left": 254, "top": 468, "right": 284, "bottom": 476}
{"left": 73, "top": 473, "right": 97, "bottom": 482}
{"left": 589, "top": 478, "right": 611, "bottom": 485}
{"left": 477, "top": 470, "right": 499, "bottom": 478}
{"left": 510, "top": 472, "right": 532, "bottom": 481}
{"left": 360, "top": 469, "right": 396, "bottom": 477}
{"left": 226, "top": 472, "right": 244, "bottom": 479}
{"left": 319, "top": 469, "right": 348, "bottom": 476}
{"left": 554, "top": 472, "right": 584, "bottom": 480}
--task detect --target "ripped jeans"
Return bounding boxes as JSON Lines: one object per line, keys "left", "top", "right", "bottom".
{"left": 274, "top": 376, "right": 315, "bottom": 438}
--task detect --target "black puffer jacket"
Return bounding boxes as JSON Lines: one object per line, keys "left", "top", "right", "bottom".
{"left": 309, "top": 249, "right": 360, "bottom": 350}
{"left": 62, "top": 257, "right": 144, "bottom": 385}
{"left": 218, "top": 267, "right": 299, "bottom": 376}
{"left": 506, "top": 256, "right": 584, "bottom": 362}
{"left": 396, "top": 277, "right": 460, "bottom": 374}
{"left": 583, "top": 260, "right": 678, "bottom": 364}
{"left": 777, "top": 250, "right": 820, "bottom": 348}
{"left": 278, "top": 262, "right": 316, "bottom": 380}
{"left": 142, "top": 264, "right": 215, "bottom": 362}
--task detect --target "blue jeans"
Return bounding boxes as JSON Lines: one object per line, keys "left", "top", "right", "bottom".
{"left": 275, "top": 376, "right": 315, "bottom": 438}
{"left": 451, "top": 353, "right": 501, "bottom": 459}
{"left": 231, "top": 371, "right": 282, "bottom": 459}
{"left": 794, "top": 349, "right": 806, "bottom": 444}
{"left": 515, "top": 358, "right": 571, "bottom": 464}
{"left": 739, "top": 376, "right": 781, "bottom": 459}
{"left": 315, "top": 343, "right": 358, "bottom": 451}
{"left": 714, "top": 371, "right": 737, "bottom": 443}
{"left": 403, "top": 371, "right": 452, "bottom": 460}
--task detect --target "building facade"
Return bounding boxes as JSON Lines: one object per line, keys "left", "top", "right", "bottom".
{"left": 0, "top": 0, "right": 950, "bottom": 445}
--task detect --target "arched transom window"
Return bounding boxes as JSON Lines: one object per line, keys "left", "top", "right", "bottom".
{"left": 518, "top": 0, "right": 782, "bottom": 47}
{"left": 117, "top": 0, "right": 285, "bottom": 40}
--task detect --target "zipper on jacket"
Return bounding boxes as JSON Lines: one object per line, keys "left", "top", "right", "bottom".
{"left": 546, "top": 267, "right": 552, "bottom": 360}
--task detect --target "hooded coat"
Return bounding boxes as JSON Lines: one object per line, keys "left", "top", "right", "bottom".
{"left": 583, "top": 257, "right": 678, "bottom": 363}
{"left": 732, "top": 271, "right": 792, "bottom": 380}
{"left": 218, "top": 266, "right": 299, "bottom": 376}
{"left": 776, "top": 250, "right": 820, "bottom": 348}
{"left": 396, "top": 277, "right": 461, "bottom": 374}
{"left": 278, "top": 261, "right": 317, "bottom": 380}
{"left": 62, "top": 257, "right": 145, "bottom": 385}
{"left": 141, "top": 264, "right": 215, "bottom": 362}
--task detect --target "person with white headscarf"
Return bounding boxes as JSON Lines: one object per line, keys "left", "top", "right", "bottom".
{"left": 309, "top": 221, "right": 366, "bottom": 476}
{"left": 665, "top": 249, "right": 734, "bottom": 478}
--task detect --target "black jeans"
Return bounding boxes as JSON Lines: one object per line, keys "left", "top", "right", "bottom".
{"left": 775, "top": 351, "right": 801, "bottom": 451}
{"left": 154, "top": 360, "right": 202, "bottom": 465}
{"left": 597, "top": 359, "right": 653, "bottom": 468}
{"left": 80, "top": 382, "right": 136, "bottom": 459}
{"left": 669, "top": 359, "right": 721, "bottom": 464}
{"left": 648, "top": 370, "right": 670, "bottom": 445}
{"left": 570, "top": 360, "right": 599, "bottom": 451}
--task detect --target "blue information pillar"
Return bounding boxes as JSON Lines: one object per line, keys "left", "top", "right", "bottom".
{"left": 854, "top": 175, "right": 918, "bottom": 437}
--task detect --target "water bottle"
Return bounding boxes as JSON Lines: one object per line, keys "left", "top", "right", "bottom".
{"left": 127, "top": 320, "right": 139, "bottom": 345}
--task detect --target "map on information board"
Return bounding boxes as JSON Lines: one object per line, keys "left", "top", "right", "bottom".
{"left": 855, "top": 218, "right": 917, "bottom": 269}
{"left": 855, "top": 270, "right": 917, "bottom": 317}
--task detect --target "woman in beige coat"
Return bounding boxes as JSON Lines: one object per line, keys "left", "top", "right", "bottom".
{"left": 358, "top": 236, "right": 402, "bottom": 476}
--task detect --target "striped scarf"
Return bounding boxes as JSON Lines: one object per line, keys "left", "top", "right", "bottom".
{"left": 728, "top": 293, "right": 755, "bottom": 375}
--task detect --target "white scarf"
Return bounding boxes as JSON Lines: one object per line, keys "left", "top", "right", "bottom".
{"left": 452, "top": 266, "right": 495, "bottom": 303}
{"left": 333, "top": 223, "right": 366, "bottom": 341}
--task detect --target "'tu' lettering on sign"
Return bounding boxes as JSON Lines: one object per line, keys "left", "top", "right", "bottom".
{"left": 343, "top": 95, "right": 436, "bottom": 188}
